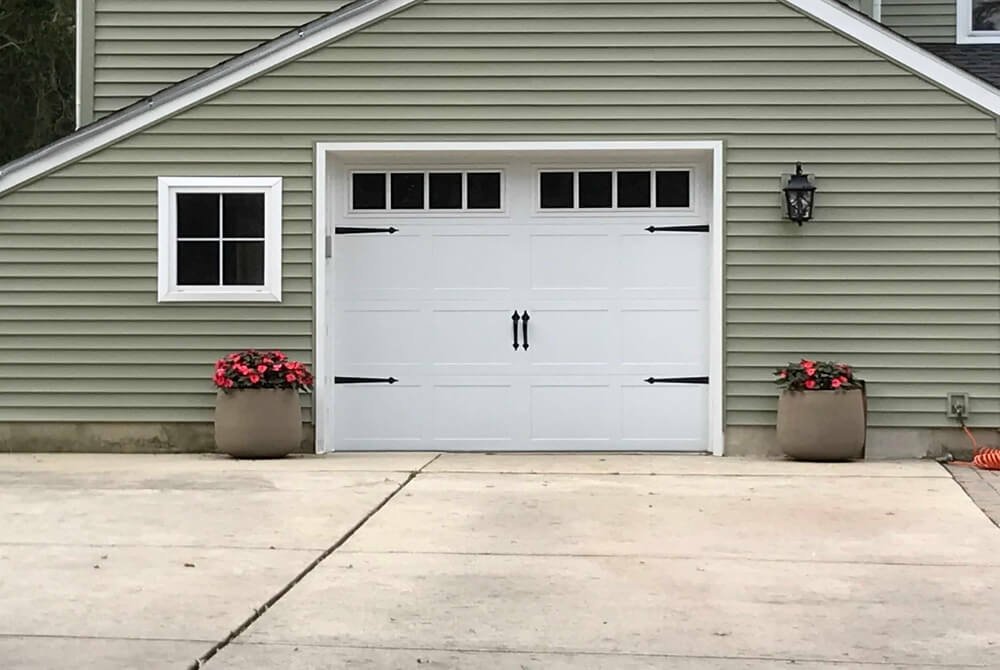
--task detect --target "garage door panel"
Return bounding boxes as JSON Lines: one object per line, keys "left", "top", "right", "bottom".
{"left": 431, "top": 308, "right": 519, "bottom": 370}
{"left": 335, "top": 234, "right": 426, "bottom": 300}
{"left": 525, "top": 308, "right": 612, "bottom": 368}
{"left": 334, "top": 384, "right": 425, "bottom": 446}
{"left": 622, "top": 383, "right": 709, "bottom": 448}
{"left": 622, "top": 233, "right": 709, "bottom": 297}
{"left": 529, "top": 234, "right": 613, "bottom": 290}
{"left": 336, "top": 308, "right": 425, "bottom": 367}
{"left": 621, "top": 305, "right": 709, "bottom": 368}
{"left": 529, "top": 383, "right": 615, "bottom": 442}
{"left": 431, "top": 382, "right": 520, "bottom": 444}
{"left": 431, "top": 233, "right": 517, "bottom": 293}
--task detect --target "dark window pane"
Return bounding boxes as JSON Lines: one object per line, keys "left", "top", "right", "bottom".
{"left": 222, "top": 193, "right": 265, "bottom": 237}
{"left": 391, "top": 173, "right": 424, "bottom": 209}
{"left": 579, "top": 171, "right": 612, "bottom": 208}
{"left": 176, "top": 193, "right": 220, "bottom": 238}
{"left": 429, "top": 173, "right": 462, "bottom": 209}
{"left": 467, "top": 172, "right": 501, "bottom": 209}
{"left": 656, "top": 171, "right": 691, "bottom": 208}
{"left": 177, "top": 241, "right": 219, "bottom": 285}
{"left": 540, "top": 172, "right": 573, "bottom": 208}
{"left": 352, "top": 173, "right": 386, "bottom": 210}
{"left": 222, "top": 241, "right": 265, "bottom": 285}
{"left": 617, "top": 171, "right": 651, "bottom": 208}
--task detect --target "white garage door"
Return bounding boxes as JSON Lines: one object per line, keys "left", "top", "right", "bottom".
{"left": 330, "top": 154, "right": 711, "bottom": 451}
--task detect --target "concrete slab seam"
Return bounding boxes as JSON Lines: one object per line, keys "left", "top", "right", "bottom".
{"left": 189, "top": 453, "right": 442, "bottom": 669}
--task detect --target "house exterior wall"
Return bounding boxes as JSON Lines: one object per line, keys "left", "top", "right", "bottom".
{"left": 2, "top": 0, "right": 998, "bottom": 452}
{"left": 880, "top": 0, "right": 957, "bottom": 43}
{"left": 84, "top": 0, "right": 348, "bottom": 123}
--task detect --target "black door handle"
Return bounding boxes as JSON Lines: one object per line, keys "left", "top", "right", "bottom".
{"left": 521, "top": 311, "right": 530, "bottom": 350}
{"left": 512, "top": 311, "right": 520, "bottom": 350}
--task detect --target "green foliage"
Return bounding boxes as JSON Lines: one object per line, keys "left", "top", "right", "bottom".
{"left": 773, "top": 359, "right": 863, "bottom": 392}
{"left": 0, "top": 0, "right": 75, "bottom": 165}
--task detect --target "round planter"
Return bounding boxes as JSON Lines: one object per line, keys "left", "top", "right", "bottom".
{"left": 777, "top": 389, "right": 866, "bottom": 461}
{"left": 214, "top": 388, "right": 302, "bottom": 459}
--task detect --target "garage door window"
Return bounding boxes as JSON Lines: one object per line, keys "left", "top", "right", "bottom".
{"left": 157, "top": 177, "right": 283, "bottom": 302}
{"left": 539, "top": 169, "right": 691, "bottom": 210}
{"left": 350, "top": 171, "right": 503, "bottom": 212}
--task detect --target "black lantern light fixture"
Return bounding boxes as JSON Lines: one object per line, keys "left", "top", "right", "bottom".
{"left": 783, "top": 162, "right": 816, "bottom": 225}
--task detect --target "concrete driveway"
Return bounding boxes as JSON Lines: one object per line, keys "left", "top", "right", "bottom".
{"left": 1, "top": 454, "right": 998, "bottom": 669}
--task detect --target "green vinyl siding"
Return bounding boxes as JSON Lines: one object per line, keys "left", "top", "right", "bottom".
{"left": 2, "top": 0, "right": 998, "bottom": 429}
{"left": 880, "top": 0, "right": 956, "bottom": 44}
{"left": 89, "top": 0, "right": 349, "bottom": 121}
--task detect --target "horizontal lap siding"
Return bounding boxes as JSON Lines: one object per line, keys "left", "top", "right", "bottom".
{"left": 880, "top": 0, "right": 956, "bottom": 43}
{"left": 91, "top": 0, "right": 349, "bottom": 117}
{"left": 1, "top": 0, "right": 997, "bottom": 428}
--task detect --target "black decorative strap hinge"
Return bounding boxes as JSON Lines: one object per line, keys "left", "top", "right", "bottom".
{"left": 335, "top": 376, "right": 398, "bottom": 385}
{"left": 336, "top": 226, "right": 399, "bottom": 235}
{"left": 645, "top": 225, "right": 710, "bottom": 233}
{"left": 645, "top": 376, "right": 709, "bottom": 385}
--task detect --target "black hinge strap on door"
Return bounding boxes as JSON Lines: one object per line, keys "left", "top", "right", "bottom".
{"left": 335, "top": 226, "right": 399, "bottom": 235}
{"left": 512, "top": 311, "right": 521, "bottom": 350}
{"left": 645, "top": 225, "right": 710, "bottom": 233}
{"left": 335, "top": 376, "right": 398, "bottom": 384}
{"left": 521, "top": 311, "right": 530, "bottom": 350}
{"left": 644, "top": 376, "right": 710, "bottom": 385}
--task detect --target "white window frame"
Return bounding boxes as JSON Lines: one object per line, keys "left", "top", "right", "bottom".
{"left": 157, "top": 176, "right": 283, "bottom": 302}
{"left": 958, "top": 0, "right": 1000, "bottom": 44}
{"left": 533, "top": 166, "right": 698, "bottom": 215}
{"left": 346, "top": 168, "right": 506, "bottom": 215}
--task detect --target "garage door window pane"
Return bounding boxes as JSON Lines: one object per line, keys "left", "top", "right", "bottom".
{"left": 430, "top": 173, "right": 463, "bottom": 209}
{"left": 176, "top": 193, "right": 220, "bottom": 237}
{"left": 391, "top": 173, "right": 425, "bottom": 209}
{"left": 467, "top": 172, "right": 501, "bottom": 209}
{"left": 223, "top": 241, "right": 266, "bottom": 285}
{"left": 222, "top": 193, "right": 266, "bottom": 237}
{"left": 352, "top": 173, "right": 386, "bottom": 210}
{"left": 579, "top": 171, "right": 612, "bottom": 208}
{"left": 177, "top": 241, "right": 220, "bottom": 285}
{"left": 656, "top": 171, "right": 690, "bottom": 208}
{"left": 617, "top": 171, "right": 651, "bottom": 208}
{"left": 540, "top": 172, "right": 574, "bottom": 208}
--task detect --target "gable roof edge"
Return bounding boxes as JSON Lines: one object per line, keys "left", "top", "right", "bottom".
{"left": 0, "top": 0, "right": 422, "bottom": 196}
{"left": 782, "top": 0, "right": 1000, "bottom": 117}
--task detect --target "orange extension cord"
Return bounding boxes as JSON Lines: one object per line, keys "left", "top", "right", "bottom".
{"left": 954, "top": 424, "right": 1000, "bottom": 471}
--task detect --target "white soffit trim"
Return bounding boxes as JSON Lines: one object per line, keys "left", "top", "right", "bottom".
{"left": 0, "top": 0, "right": 423, "bottom": 196}
{"left": 784, "top": 0, "right": 1000, "bottom": 115}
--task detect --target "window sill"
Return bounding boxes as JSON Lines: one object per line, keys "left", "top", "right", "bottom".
{"left": 158, "top": 287, "right": 282, "bottom": 303}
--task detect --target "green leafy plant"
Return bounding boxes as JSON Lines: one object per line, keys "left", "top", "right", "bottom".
{"left": 773, "top": 359, "right": 863, "bottom": 392}
{"left": 214, "top": 350, "right": 313, "bottom": 392}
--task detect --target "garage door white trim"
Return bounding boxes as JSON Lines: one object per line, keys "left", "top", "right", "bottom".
{"left": 314, "top": 140, "right": 725, "bottom": 455}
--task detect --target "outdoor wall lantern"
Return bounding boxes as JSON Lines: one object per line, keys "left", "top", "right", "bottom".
{"left": 782, "top": 162, "right": 817, "bottom": 225}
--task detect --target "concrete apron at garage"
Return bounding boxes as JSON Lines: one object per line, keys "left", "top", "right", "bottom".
{"left": 2, "top": 454, "right": 1000, "bottom": 669}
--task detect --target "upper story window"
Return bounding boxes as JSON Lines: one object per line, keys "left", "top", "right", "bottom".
{"left": 157, "top": 177, "right": 283, "bottom": 302}
{"left": 959, "top": 0, "right": 1000, "bottom": 43}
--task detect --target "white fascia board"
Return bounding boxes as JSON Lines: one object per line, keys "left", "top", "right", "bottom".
{"left": 0, "top": 0, "right": 422, "bottom": 196}
{"left": 783, "top": 0, "right": 1000, "bottom": 116}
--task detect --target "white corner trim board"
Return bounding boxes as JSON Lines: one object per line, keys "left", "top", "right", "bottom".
{"left": 1, "top": 0, "right": 999, "bottom": 197}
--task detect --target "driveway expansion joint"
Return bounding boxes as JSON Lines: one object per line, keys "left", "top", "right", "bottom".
{"left": 189, "top": 454, "right": 441, "bottom": 669}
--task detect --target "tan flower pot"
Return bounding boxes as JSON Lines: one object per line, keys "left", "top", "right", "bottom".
{"left": 777, "top": 389, "right": 866, "bottom": 461}
{"left": 214, "top": 388, "right": 302, "bottom": 459}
